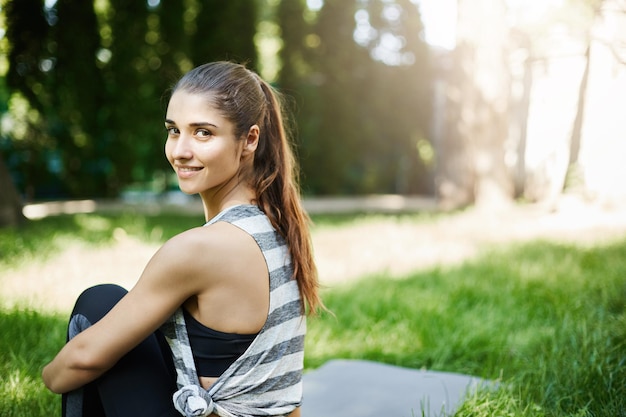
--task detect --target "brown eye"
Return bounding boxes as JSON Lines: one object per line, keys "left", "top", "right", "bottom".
{"left": 196, "top": 129, "right": 212, "bottom": 137}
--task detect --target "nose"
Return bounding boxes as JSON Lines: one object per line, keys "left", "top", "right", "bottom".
{"left": 168, "top": 134, "right": 193, "bottom": 161}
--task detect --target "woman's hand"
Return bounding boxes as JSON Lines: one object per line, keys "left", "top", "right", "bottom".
{"left": 42, "top": 227, "right": 210, "bottom": 393}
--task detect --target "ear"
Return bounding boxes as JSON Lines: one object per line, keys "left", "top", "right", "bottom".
{"left": 241, "top": 124, "right": 259, "bottom": 156}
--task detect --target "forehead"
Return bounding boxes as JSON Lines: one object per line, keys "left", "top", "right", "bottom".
{"left": 166, "top": 90, "right": 224, "bottom": 122}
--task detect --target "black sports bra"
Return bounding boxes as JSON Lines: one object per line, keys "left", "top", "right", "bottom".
{"left": 183, "top": 309, "right": 258, "bottom": 377}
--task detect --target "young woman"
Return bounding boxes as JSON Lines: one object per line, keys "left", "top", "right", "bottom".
{"left": 43, "top": 61, "right": 322, "bottom": 417}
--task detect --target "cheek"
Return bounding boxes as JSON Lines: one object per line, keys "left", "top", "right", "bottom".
{"left": 164, "top": 139, "right": 174, "bottom": 161}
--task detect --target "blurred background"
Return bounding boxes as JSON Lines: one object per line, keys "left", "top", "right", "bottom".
{"left": 1, "top": 0, "right": 625, "bottom": 226}
{"left": 2, "top": 4, "right": 626, "bottom": 415}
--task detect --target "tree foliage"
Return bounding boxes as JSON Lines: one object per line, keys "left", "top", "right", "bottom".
{"left": 1, "top": 0, "right": 432, "bottom": 201}
{"left": 278, "top": 0, "right": 433, "bottom": 195}
{"left": 2, "top": 0, "right": 258, "bottom": 199}
{"left": 5, "top": 0, "right": 50, "bottom": 112}
{"left": 2, "top": 0, "right": 622, "bottom": 214}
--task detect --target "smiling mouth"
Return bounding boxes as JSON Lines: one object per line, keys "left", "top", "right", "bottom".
{"left": 178, "top": 166, "right": 203, "bottom": 172}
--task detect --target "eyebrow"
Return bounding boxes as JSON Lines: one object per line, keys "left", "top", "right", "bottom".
{"left": 164, "top": 119, "right": 218, "bottom": 128}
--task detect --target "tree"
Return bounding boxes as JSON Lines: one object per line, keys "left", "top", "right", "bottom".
{"left": 190, "top": 0, "right": 258, "bottom": 67}
{"left": 156, "top": 0, "right": 188, "bottom": 88}
{"left": 359, "top": 0, "right": 433, "bottom": 194}
{"left": 564, "top": 0, "right": 604, "bottom": 193}
{"left": 2, "top": 0, "right": 260, "bottom": 201}
{"left": 53, "top": 0, "right": 108, "bottom": 196}
{"left": 308, "top": 0, "right": 366, "bottom": 194}
{"left": 276, "top": 0, "right": 318, "bottom": 193}
{"left": 2, "top": 0, "right": 436, "bottom": 201}
{"left": 302, "top": 0, "right": 432, "bottom": 194}
{"left": 277, "top": 0, "right": 312, "bottom": 93}
{"left": 504, "top": 0, "right": 622, "bottom": 202}
{"left": 0, "top": 154, "right": 25, "bottom": 227}
{"left": 438, "top": 0, "right": 513, "bottom": 209}
{"left": 5, "top": 0, "right": 50, "bottom": 112}
{"left": 3, "top": 0, "right": 59, "bottom": 202}
{"left": 567, "top": 0, "right": 626, "bottom": 199}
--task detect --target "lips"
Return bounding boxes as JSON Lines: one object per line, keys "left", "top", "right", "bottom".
{"left": 176, "top": 166, "right": 203, "bottom": 179}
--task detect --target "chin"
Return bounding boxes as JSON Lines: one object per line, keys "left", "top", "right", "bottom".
{"left": 176, "top": 185, "right": 199, "bottom": 195}
{"left": 180, "top": 189, "right": 199, "bottom": 195}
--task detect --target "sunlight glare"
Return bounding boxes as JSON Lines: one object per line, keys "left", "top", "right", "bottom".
{"left": 416, "top": 0, "right": 457, "bottom": 50}
{"left": 307, "top": 0, "right": 323, "bottom": 12}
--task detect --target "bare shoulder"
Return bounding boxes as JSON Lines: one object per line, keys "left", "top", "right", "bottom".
{"left": 164, "top": 221, "right": 257, "bottom": 258}
{"left": 131, "top": 220, "right": 264, "bottom": 307}
{"left": 156, "top": 221, "right": 262, "bottom": 282}
{"left": 158, "top": 220, "right": 269, "bottom": 333}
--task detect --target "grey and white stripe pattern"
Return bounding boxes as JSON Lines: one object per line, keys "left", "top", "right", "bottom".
{"left": 161, "top": 205, "right": 306, "bottom": 417}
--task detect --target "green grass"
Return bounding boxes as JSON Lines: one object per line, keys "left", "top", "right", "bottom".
{"left": 0, "top": 211, "right": 202, "bottom": 270}
{"left": 305, "top": 240, "right": 626, "bottom": 416}
{"left": 0, "top": 309, "right": 66, "bottom": 416}
{"left": 1, "top": 211, "right": 625, "bottom": 416}
{"left": 0, "top": 209, "right": 433, "bottom": 271}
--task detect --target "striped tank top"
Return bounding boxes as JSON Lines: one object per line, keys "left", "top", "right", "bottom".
{"left": 161, "top": 204, "right": 305, "bottom": 417}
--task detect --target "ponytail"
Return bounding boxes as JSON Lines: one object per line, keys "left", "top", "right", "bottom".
{"left": 254, "top": 79, "right": 323, "bottom": 316}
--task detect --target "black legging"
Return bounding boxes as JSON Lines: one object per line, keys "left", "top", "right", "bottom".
{"left": 62, "top": 284, "right": 180, "bottom": 417}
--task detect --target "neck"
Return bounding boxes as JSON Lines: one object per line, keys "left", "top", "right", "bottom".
{"left": 200, "top": 185, "right": 256, "bottom": 222}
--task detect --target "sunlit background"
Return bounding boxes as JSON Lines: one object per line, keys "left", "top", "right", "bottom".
{"left": 1, "top": 0, "right": 625, "bottom": 225}
{"left": 1, "top": 5, "right": 625, "bottom": 416}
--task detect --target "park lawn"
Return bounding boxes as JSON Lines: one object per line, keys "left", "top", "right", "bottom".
{"left": 305, "top": 238, "right": 626, "bottom": 416}
{"left": 1, "top": 211, "right": 625, "bottom": 416}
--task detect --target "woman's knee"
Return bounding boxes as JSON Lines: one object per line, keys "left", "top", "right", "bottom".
{"left": 71, "top": 284, "right": 128, "bottom": 324}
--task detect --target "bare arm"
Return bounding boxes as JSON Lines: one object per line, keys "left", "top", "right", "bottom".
{"left": 42, "top": 229, "right": 209, "bottom": 393}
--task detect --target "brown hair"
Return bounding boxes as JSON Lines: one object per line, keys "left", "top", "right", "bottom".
{"left": 171, "top": 61, "right": 322, "bottom": 315}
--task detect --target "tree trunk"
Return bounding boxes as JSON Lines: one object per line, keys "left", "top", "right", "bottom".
{"left": 563, "top": 43, "right": 590, "bottom": 193}
{"left": 0, "top": 154, "right": 25, "bottom": 227}
{"left": 438, "top": 0, "right": 514, "bottom": 210}
{"left": 436, "top": 45, "right": 475, "bottom": 209}
{"left": 510, "top": 31, "right": 532, "bottom": 198}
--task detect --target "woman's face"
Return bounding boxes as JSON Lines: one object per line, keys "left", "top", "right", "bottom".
{"left": 165, "top": 90, "right": 247, "bottom": 198}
